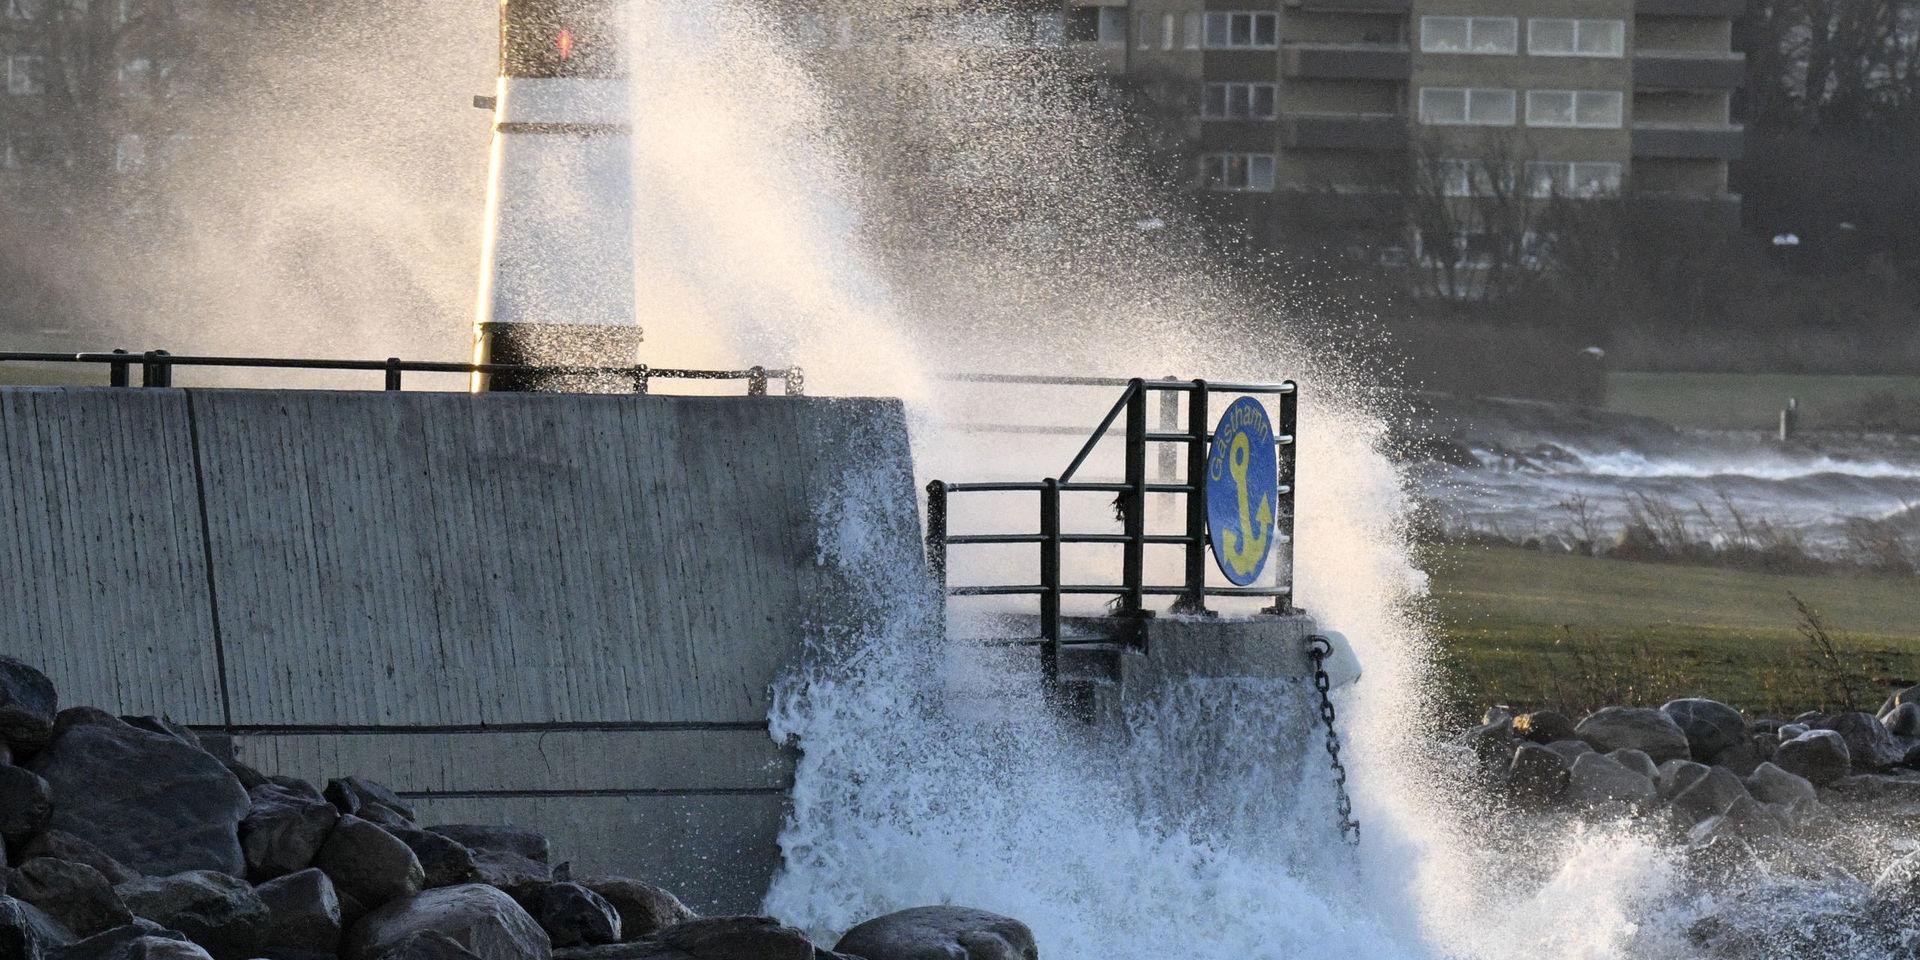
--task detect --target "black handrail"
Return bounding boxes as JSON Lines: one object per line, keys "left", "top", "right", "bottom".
{"left": 926, "top": 375, "right": 1299, "bottom": 685}
{"left": 0, "top": 349, "right": 805, "bottom": 396}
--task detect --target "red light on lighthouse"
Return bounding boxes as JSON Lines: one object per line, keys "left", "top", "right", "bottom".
{"left": 555, "top": 27, "right": 575, "bottom": 61}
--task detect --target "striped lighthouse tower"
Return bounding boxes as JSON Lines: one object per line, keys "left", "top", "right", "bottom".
{"left": 473, "top": 0, "right": 640, "bottom": 392}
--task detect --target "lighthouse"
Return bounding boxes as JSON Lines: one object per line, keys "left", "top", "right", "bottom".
{"left": 473, "top": 0, "right": 640, "bottom": 392}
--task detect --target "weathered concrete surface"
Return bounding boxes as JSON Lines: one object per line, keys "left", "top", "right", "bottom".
{"left": 0, "top": 387, "right": 920, "bottom": 913}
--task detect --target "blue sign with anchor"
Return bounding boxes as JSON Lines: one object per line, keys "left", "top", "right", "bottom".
{"left": 1206, "top": 397, "right": 1279, "bottom": 586}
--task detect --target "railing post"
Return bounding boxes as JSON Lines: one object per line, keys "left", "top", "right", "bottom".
{"left": 1271, "top": 382, "right": 1299, "bottom": 615}
{"left": 1173, "top": 379, "right": 1210, "bottom": 615}
{"left": 384, "top": 358, "right": 403, "bottom": 391}
{"left": 629, "top": 364, "right": 650, "bottom": 395}
{"left": 924, "top": 480, "right": 948, "bottom": 597}
{"left": 747, "top": 366, "right": 768, "bottom": 396}
{"left": 141, "top": 350, "right": 172, "bottom": 388}
{"left": 107, "top": 349, "right": 130, "bottom": 388}
{"left": 1040, "top": 477, "right": 1062, "bottom": 686}
{"left": 1156, "top": 375, "right": 1179, "bottom": 483}
{"left": 783, "top": 367, "right": 805, "bottom": 397}
{"left": 1121, "top": 379, "right": 1148, "bottom": 616}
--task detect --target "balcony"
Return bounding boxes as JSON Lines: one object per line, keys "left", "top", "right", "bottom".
{"left": 1280, "top": 113, "right": 1408, "bottom": 152}
{"left": 1289, "top": 0, "right": 1412, "bottom": 13}
{"left": 1631, "top": 122, "right": 1745, "bottom": 160}
{"left": 1635, "top": 0, "right": 1747, "bottom": 16}
{"left": 1634, "top": 51, "right": 1746, "bottom": 89}
{"left": 1282, "top": 43, "right": 1411, "bottom": 81}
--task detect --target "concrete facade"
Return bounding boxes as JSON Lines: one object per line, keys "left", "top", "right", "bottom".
{"left": 0, "top": 386, "right": 921, "bottom": 913}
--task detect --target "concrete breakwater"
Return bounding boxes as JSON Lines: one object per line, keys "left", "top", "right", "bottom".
{"left": 0, "top": 386, "right": 922, "bottom": 912}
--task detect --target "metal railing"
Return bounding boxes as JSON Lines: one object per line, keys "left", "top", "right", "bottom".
{"left": 926, "top": 375, "right": 1298, "bottom": 681}
{"left": 0, "top": 349, "right": 805, "bottom": 396}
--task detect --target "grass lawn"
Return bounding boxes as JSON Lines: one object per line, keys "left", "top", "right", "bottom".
{"left": 1605, "top": 371, "right": 1920, "bottom": 432}
{"left": 1425, "top": 544, "right": 1920, "bottom": 719}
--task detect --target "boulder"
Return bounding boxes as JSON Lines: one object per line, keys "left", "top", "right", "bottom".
{"left": 117, "top": 718, "right": 200, "bottom": 752}
{"left": 20, "top": 831, "right": 140, "bottom": 884}
{"left": 1814, "top": 712, "right": 1902, "bottom": 770}
{"left": 52, "top": 919, "right": 200, "bottom": 960}
{"left": 381, "top": 826, "right": 476, "bottom": 889}
{"left": 1544, "top": 740, "right": 1594, "bottom": 763}
{"left": 1512, "top": 710, "right": 1576, "bottom": 744}
{"left": 574, "top": 878, "right": 691, "bottom": 942}
{"left": 534, "top": 883, "right": 619, "bottom": 948}
{"left": 1506, "top": 743, "right": 1570, "bottom": 804}
{"left": 1661, "top": 699, "right": 1746, "bottom": 762}
{"left": 1886, "top": 703, "right": 1920, "bottom": 738}
{"left": 344, "top": 884, "right": 549, "bottom": 960}
{"left": 1483, "top": 705, "right": 1515, "bottom": 727}
{"left": 7, "top": 857, "right": 131, "bottom": 937}
{"left": 1565, "top": 752, "right": 1657, "bottom": 808}
{"left": 1773, "top": 730, "right": 1852, "bottom": 785}
{"left": 1607, "top": 749, "right": 1658, "bottom": 782}
{"left": 220, "top": 760, "right": 271, "bottom": 793}
{"left": 1904, "top": 742, "right": 1920, "bottom": 770}
{"left": 0, "top": 658, "right": 58, "bottom": 755}
{"left": 423, "top": 828, "right": 548, "bottom": 865}
{"left": 28, "top": 718, "right": 250, "bottom": 877}
{"left": 114, "top": 871, "right": 268, "bottom": 960}
{"left": 378, "top": 931, "right": 484, "bottom": 960}
{"left": 318, "top": 816, "right": 425, "bottom": 909}
{"left": 1670, "top": 766, "right": 1751, "bottom": 826}
{"left": 1454, "top": 720, "right": 1514, "bottom": 774}
{"left": 241, "top": 784, "right": 340, "bottom": 882}
{"left": 1688, "top": 795, "right": 1787, "bottom": 845}
{"left": 1575, "top": 707, "right": 1690, "bottom": 764}
{"left": 1776, "top": 723, "right": 1810, "bottom": 742}
{"left": 324, "top": 780, "right": 416, "bottom": 823}
{"left": 0, "top": 895, "right": 73, "bottom": 957}
{"left": 468, "top": 852, "right": 551, "bottom": 893}
{"left": 0, "top": 764, "right": 54, "bottom": 843}
{"left": 255, "top": 867, "right": 342, "bottom": 960}
{"left": 1656, "top": 759, "right": 1711, "bottom": 800}
{"left": 835, "top": 908, "right": 1036, "bottom": 960}
{"left": 1744, "top": 762, "right": 1817, "bottom": 807}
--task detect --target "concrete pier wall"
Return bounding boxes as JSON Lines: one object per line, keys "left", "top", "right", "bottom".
{"left": 0, "top": 386, "right": 922, "bottom": 912}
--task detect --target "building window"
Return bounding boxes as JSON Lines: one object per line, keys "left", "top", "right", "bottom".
{"left": 1419, "top": 87, "right": 1517, "bottom": 125}
{"left": 6, "top": 0, "right": 38, "bottom": 20}
{"left": 1419, "top": 16, "right": 1518, "bottom": 55}
{"left": 1436, "top": 158, "right": 1506, "bottom": 197}
{"left": 1201, "top": 82, "right": 1278, "bottom": 120}
{"left": 7, "top": 55, "right": 45, "bottom": 95}
{"left": 3, "top": 131, "right": 60, "bottom": 169}
{"left": 1066, "top": 7, "right": 1127, "bottom": 45}
{"left": 1526, "top": 160, "right": 1621, "bottom": 197}
{"left": 1201, "top": 153, "right": 1276, "bottom": 192}
{"left": 1161, "top": 13, "right": 1174, "bottom": 50}
{"left": 115, "top": 132, "right": 146, "bottom": 173}
{"left": 1526, "top": 89, "right": 1624, "bottom": 127}
{"left": 1203, "top": 12, "right": 1278, "bottom": 50}
{"left": 1528, "top": 19, "right": 1625, "bottom": 57}
{"left": 1183, "top": 12, "right": 1201, "bottom": 49}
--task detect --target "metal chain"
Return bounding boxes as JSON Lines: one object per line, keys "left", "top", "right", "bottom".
{"left": 1307, "top": 636, "right": 1361, "bottom": 846}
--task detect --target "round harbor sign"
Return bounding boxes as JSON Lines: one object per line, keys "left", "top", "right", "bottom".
{"left": 1206, "top": 397, "right": 1279, "bottom": 586}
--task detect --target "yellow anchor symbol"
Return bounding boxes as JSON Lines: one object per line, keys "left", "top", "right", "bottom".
{"left": 1220, "top": 432, "right": 1273, "bottom": 578}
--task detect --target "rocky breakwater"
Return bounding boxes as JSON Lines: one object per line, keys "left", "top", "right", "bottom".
{"left": 1454, "top": 690, "right": 1920, "bottom": 952}
{"left": 0, "top": 659, "right": 1038, "bottom": 960}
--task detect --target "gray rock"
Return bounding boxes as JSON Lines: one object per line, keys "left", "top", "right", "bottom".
{"left": 241, "top": 784, "right": 340, "bottom": 882}
{"left": 1904, "top": 742, "right": 1920, "bottom": 769}
{"left": 50, "top": 919, "right": 196, "bottom": 960}
{"left": 1662, "top": 699, "right": 1747, "bottom": 762}
{"left": 0, "top": 895, "right": 73, "bottom": 957}
{"left": 573, "top": 878, "right": 690, "bottom": 942}
{"left": 1544, "top": 740, "right": 1594, "bottom": 763}
{"left": 1455, "top": 720, "right": 1515, "bottom": 773}
{"left": 545, "top": 917, "right": 826, "bottom": 960}
{"left": 324, "top": 780, "right": 416, "bottom": 824}
{"left": 423, "top": 828, "right": 548, "bottom": 865}
{"left": 28, "top": 718, "right": 250, "bottom": 877}
{"left": 1826, "top": 773, "right": 1920, "bottom": 803}
{"left": 21, "top": 831, "right": 140, "bottom": 884}
{"left": 1656, "top": 759, "right": 1711, "bottom": 800}
{"left": 318, "top": 816, "right": 425, "bottom": 909}
{"left": 253, "top": 868, "right": 341, "bottom": 960}
{"left": 1815, "top": 711, "right": 1902, "bottom": 770}
{"left": 377, "top": 931, "right": 483, "bottom": 960}
{"left": 220, "top": 760, "right": 270, "bottom": 793}
{"left": 0, "top": 658, "right": 58, "bottom": 755}
{"left": 1512, "top": 710, "right": 1576, "bottom": 744}
{"left": 1774, "top": 730, "right": 1852, "bottom": 785}
{"left": 1575, "top": 707, "right": 1690, "bottom": 764}
{"left": 0, "top": 764, "right": 54, "bottom": 843}
{"left": 1565, "top": 752, "right": 1657, "bottom": 808}
{"left": 8, "top": 858, "right": 131, "bottom": 937}
{"left": 113, "top": 871, "right": 267, "bottom": 960}
{"left": 468, "top": 852, "right": 550, "bottom": 893}
{"left": 1777, "top": 723, "right": 1810, "bottom": 742}
{"left": 343, "top": 883, "right": 550, "bottom": 960}
{"left": 1607, "top": 748, "right": 1658, "bottom": 781}
{"left": 1745, "top": 762, "right": 1818, "bottom": 807}
{"left": 1506, "top": 743, "right": 1570, "bottom": 803}
{"left": 1688, "top": 795, "right": 1787, "bottom": 844}
{"left": 1483, "top": 704, "right": 1515, "bottom": 727}
{"left": 1708, "top": 739, "right": 1765, "bottom": 776}
{"left": 1671, "top": 766, "right": 1752, "bottom": 826}
{"left": 1887, "top": 703, "right": 1920, "bottom": 738}
{"left": 534, "top": 883, "right": 619, "bottom": 948}
{"left": 1872, "top": 848, "right": 1920, "bottom": 904}
{"left": 1793, "top": 710, "right": 1825, "bottom": 724}
{"left": 836, "top": 907, "right": 1035, "bottom": 960}
{"left": 117, "top": 719, "right": 200, "bottom": 752}
{"left": 381, "top": 826, "right": 476, "bottom": 889}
